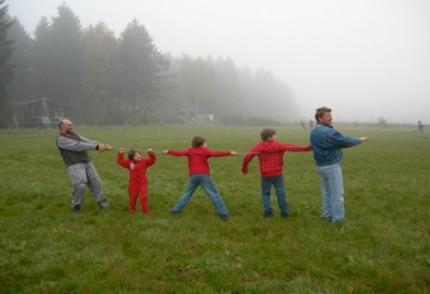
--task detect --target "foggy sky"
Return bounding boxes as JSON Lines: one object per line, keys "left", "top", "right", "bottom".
{"left": 7, "top": 0, "right": 430, "bottom": 123}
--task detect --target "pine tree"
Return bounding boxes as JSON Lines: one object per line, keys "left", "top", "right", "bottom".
{"left": 81, "top": 22, "right": 120, "bottom": 124}
{"left": 33, "top": 17, "right": 54, "bottom": 101}
{"left": 49, "top": 4, "right": 82, "bottom": 108}
{"left": 0, "top": 0, "right": 14, "bottom": 128}
{"left": 119, "top": 19, "right": 169, "bottom": 123}
{"left": 8, "top": 16, "right": 33, "bottom": 102}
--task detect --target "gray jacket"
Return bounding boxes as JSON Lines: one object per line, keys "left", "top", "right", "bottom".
{"left": 56, "top": 133, "right": 100, "bottom": 167}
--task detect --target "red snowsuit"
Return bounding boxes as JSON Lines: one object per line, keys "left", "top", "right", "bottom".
{"left": 117, "top": 151, "right": 156, "bottom": 213}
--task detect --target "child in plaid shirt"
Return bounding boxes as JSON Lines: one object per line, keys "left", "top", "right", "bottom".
{"left": 242, "top": 128, "right": 312, "bottom": 218}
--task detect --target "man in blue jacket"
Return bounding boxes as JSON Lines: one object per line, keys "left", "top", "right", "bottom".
{"left": 310, "top": 107, "right": 368, "bottom": 223}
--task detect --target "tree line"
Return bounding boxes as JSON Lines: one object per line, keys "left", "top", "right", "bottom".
{"left": 0, "top": 1, "right": 299, "bottom": 128}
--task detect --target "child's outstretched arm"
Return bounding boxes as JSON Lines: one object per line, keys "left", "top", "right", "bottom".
{"left": 206, "top": 149, "right": 237, "bottom": 157}
{"left": 146, "top": 148, "right": 157, "bottom": 166}
{"left": 280, "top": 143, "right": 313, "bottom": 152}
{"left": 117, "top": 148, "right": 130, "bottom": 168}
{"left": 162, "top": 149, "right": 189, "bottom": 156}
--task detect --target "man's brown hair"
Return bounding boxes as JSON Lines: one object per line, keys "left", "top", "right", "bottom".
{"left": 315, "top": 106, "right": 332, "bottom": 123}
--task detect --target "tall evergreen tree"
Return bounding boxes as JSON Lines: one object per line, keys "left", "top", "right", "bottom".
{"left": 33, "top": 17, "right": 54, "bottom": 101}
{"left": 0, "top": 0, "right": 14, "bottom": 128}
{"left": 81, "top": 22, "right": 120, "bottom": 124}
{"left": 119, "top": 19, "right": 169, "bottom": 123}
{"left": 8, "top": 16, "right": 33, "bottom": 102}
{"left": 49, "top": 4, "right": 82, "bottom": 110}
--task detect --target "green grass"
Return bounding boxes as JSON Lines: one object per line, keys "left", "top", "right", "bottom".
{"left": 0, "top": 124, "right": 429, "bottom": 293}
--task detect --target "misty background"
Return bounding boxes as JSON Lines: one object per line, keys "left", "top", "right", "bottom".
{"left": 3, "top": 0, "right": 430, "bottom": 126}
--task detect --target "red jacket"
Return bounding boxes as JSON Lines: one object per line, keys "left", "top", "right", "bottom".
{"left": 166, "top": 148, "right": 232, "bottom": 175}
{"left": 242, "top": 141, "right": 312, "bottom": 177}
{"left": 117, "top": 151, "right": 156, "bottom": 185}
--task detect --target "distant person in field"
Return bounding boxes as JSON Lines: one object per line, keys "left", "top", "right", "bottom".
{"left": 310, "top": 107, "right": 368, "bottom": 224}
{"left": 162, "top": 136, "right": 237, "bottom": 220}
{"left": 241, "top": 128, "right": 313, "bottom": 218}
{"left": 56, "top": 119, "right": 111, "bottom": 213}
{"left": 418, "top": 120, "right": 426, "bottom": 139}
{"left": 300, "top": 120, "right": 307, "bottom": 130}
{"left": 117, "top": 148, "right": 156, "bottom": 214}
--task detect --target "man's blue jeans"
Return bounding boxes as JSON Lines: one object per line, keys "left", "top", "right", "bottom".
{"left": 171, "top": 174, "right": 229, "bottom": 218}
{"left": 260, "top": 175, "right": 288, "bottom": 217}
{"left": 317, "top": 163, "right": 344, "bottom": 223}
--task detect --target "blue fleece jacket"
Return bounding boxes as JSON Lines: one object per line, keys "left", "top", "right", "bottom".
{"left": 310, "top": 124, "right": 362, "bottom": 166}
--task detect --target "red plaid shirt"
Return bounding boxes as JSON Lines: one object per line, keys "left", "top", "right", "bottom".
{"left": 242, "top": 141, "right": 312, "bottom": 177}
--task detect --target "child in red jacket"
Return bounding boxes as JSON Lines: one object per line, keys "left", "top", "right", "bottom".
{"left": 117, "top": 148, "right": 156, "bottom": 213}
{"left": 242, "top": 128, "right": 312, "bottom": 218}
{"left": 163, "top": 136, "right": 237, "bottom": 220}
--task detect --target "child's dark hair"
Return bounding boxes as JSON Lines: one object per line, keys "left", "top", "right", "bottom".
{"left": 192, "top": 136, "right": 206, "bottom": 148}
{"left": 128, "top": 148, "right": 139, "bottom": 160}
{"left": 260, "top": 128, "right": 276, "bottom": 141}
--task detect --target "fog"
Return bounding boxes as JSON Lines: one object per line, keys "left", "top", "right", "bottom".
{"left": 8, "top": 0, "right": 430, "bottom": 123}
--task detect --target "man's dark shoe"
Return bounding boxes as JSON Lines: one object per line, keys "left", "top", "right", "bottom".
{"left": 72, "top": 205, "right": 81, "bottom": 213}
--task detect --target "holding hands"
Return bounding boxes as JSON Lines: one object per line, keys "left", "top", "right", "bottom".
{"left": 98, "top": 144, "right": 112, "bottom": 151}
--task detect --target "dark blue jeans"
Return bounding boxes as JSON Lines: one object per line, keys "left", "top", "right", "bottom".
{"left": 261, "top": 175, "right": 288, "bottom": 217}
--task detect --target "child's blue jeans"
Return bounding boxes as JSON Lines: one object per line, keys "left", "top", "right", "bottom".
{"left": 261, "top": 175, "right": 288, "bottom": 217}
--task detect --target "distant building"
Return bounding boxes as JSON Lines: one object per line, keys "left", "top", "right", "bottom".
{"left": 196, "top": 114, "right": 214, "bottom": 122}
{"left": 13, "top": 97, "right": 74, "bottom": 122}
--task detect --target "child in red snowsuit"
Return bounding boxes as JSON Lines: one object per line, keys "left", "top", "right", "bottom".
{"left": 242, "top": 128, "right": 312, "bottom": 218}
{"left": 117, "top": 148, "right": 156, "bottom": 213}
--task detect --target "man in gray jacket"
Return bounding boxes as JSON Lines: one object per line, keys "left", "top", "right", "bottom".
{"left": 310, "top": 107, "right": 368, "bottom": 223}
{"left": 56, "top": 118, "right": 111, "bottom": 213}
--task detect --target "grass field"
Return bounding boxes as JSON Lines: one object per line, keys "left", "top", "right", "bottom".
{"left": 0, "top": 124, "right": 429, "bottom": 293}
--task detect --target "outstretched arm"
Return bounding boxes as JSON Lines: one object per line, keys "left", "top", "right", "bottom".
{"left": 57, "top": 135, "right": 98, "bottom": 152}
{"left": 330, "top": 131, "right": 364, "bottom": 148}
{"left": 264, "top": 142, "right": 312, "bottom": 152}
{"left": 282, "top": 143, "right": 313, "bottom": 152}
{"left": 162, "top": 149, "right": 189, "bottom": 156}
{"left": 146, "top": 149, "right": 157, "bottom": 166}
{"left": 206, "top": 149, "right": 236, "bottom": 157}
{"left": 117, "top": 148, "right": 130, "bottom": 169}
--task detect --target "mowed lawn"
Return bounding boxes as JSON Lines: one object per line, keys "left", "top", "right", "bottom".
{"left": 0, "top": 124, "right": 429, "bottom": 293}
